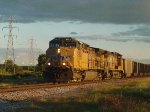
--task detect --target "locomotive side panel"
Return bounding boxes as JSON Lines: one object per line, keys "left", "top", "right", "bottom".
{"left": 108, "top": 54, "right": 116, "bottom": 70}
{"left": 88, "top": 48, "right": 96, "bottom": 70}
{"left": 73, "top": 48, "right": 88, "bottom": 70}
{"left": 105, "top": 52, "right": 118, "bottom": 71}
{"left": 84, "top": 71, "right": 99, "bottom": 80}
{"left": 116, "top": 54, "right": 123, "bottom": 71}
{"left": 93, "top": 48, "right": 105, "bottom": 70}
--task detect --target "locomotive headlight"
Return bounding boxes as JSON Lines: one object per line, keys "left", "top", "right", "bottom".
{"left": 62, "top": 62, "right": 66, "bottom": 66}
{"left": 57, "top": 49, "right": 60, "bottom": 53}
{"left": 48, "top": 62, "right": 51, "bottom": 66}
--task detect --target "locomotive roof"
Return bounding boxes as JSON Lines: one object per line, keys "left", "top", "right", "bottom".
{"left": 50, "top": 37, "right": 89, "bottom": 46}
{"left": 90, "top": 47, "right": 122, "bottom": 56}
{"left": 50, "top": 37, "right": 76, "bottom": 43}
{"left": 49, "top": 37, "right": 122, "bottom": 56}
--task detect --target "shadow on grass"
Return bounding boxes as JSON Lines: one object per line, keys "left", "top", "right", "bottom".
{"left": 15, "top": 100, "right": 118, "bottom": 112}
{"left": 15, "top": 87, "right": 150, "bottom": 112}
{"left": 111, "top": 88, "right": 150, "bottom": 102}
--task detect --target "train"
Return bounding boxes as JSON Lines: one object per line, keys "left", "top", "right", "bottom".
{"left": 43, "top": 37, "right": 150, "bottom": 83}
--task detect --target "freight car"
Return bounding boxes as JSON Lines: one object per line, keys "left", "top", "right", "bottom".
{"left": 43, "top": 37, "right": 150, "bottom": 83}
{"left": 123, "top": 59, "right": 150, "bottom": 77}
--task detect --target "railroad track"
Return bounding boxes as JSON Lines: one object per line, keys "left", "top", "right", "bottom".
{"left": 0, "top": 81, "right": 92, "bottom": 93}
{"left": 0, "top": 82, "right": 62, "bottom": 93}
{"left": 0, "top": 79, "right": 114, "bottom": 93}
{"left": 0, "top": 77, "right": 147, "bottom": 93}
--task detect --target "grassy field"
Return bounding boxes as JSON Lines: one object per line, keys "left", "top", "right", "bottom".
{"left": 16, "top": 77, "right": 150, "bottom": 112}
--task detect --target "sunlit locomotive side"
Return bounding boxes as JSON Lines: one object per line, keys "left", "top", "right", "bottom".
{"left": 43, "top": 37, "right": 125, "bottom": 83}
{"left": 87, "top": 47, "right": 124, "bottom": 80}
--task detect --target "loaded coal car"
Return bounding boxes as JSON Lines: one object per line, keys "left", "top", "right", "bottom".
{"left": 145, "top": 64, "right": 150, "bottom": 76}
{"left": 122, "top": 59, "right": 150, "bottom": 77}
{"left": 43, "top": 37, "right": 125, "bottom": 83}
{"left": 148, "top": 65, "right": 150, "bottom": 76}
{"left": 132, "top": 61, "right": 144, "bottom": 77}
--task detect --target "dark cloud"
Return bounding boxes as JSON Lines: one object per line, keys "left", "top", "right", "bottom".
{"left": 112, "top": 26, "right": 150, "bottom": 43}
{"left": 70, "top": 32, "right": 78, "bottom": 35}
{"left": 113, "top": 26, "right": 150, "bottom": 37}
{"left": 0, "top": 0, "right": 150, "bottom": 24}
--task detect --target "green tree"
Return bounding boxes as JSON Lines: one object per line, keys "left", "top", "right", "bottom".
{"left": 4, "top": 59, "right": 16, "bottom": 73}
{"left": 37, "top": 54, "right": 46, "bottom": 71}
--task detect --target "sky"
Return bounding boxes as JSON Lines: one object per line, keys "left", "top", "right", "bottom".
{"left": 0, "top": 0, "right": 150, "bottom": 64}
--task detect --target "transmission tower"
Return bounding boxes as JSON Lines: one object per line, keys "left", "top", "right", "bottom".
{"left": 2, "top": 16, "right": 18, "bottom": 73}
{"left": 28, "top": 38, "right": 37, "bottom": 72}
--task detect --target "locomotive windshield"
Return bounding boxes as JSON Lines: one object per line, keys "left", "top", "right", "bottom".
{"left": 49, "top": 37, "right": 77, "bottom": 48}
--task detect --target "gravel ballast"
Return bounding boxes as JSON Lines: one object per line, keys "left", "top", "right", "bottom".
{"left": 0, "top": 79, "right": 136, "bottom": 112}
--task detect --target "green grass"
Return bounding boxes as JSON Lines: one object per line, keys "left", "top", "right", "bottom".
{"left": 0, "top": 70, "right": 12, "bottom": 75}
{"left": 0, "top": 71, "right": 43, "bottom": 87}
{"left": 16, "top": 77, "right": 150, "bottom": 112}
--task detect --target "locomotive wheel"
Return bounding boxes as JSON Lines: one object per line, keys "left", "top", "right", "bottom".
{"left": 110, "top": 74, "right": 113, "bottom": 79}
{"left": 109, "top": 71, "right": 113, "bottom": 79}
{"left": 101, "top": 74, "right": 105, "bottom": 80}
{"left": 120, "top": 73, "right": 126, "bottom": 79}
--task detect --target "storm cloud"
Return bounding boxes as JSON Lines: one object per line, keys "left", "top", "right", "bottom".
{"left": 1, "top": 0, "right": 150, "bottom": 24}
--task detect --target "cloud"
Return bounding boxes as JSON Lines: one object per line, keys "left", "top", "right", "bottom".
{"left": 135, "top": 37, "right": 150, "bottom": 43}
{"left": 1, "top": 0, "right": 150, "bottom": 24}
{"left": 113, "top": 26, "right": 150, "bottom": 37}
{"left": 70, "top": 32, "right": 78, "bottom": 35}
{"left": 76, "top": 33, "right": 150, "bottom": 43}
{"left": 76, "top": 35, "right": 132, "bottom": 42}
{"left": 112, "top": 26, "right": 150, "bottom": 43}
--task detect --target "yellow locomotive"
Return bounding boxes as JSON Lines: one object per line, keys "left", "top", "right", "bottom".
{"left": 43, "top": 37, "right": 150, "bottom": 83}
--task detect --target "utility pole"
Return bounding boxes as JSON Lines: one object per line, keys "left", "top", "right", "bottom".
{"left": 2, "top": 16, "right": 18, "bottom": 74}
{"left": 28, "top": 38, "right": 37, "bottom": 72}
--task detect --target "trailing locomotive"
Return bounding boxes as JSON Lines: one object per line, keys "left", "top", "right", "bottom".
{"left": 43, "top": 37, "right": 150, "bottom": 83}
